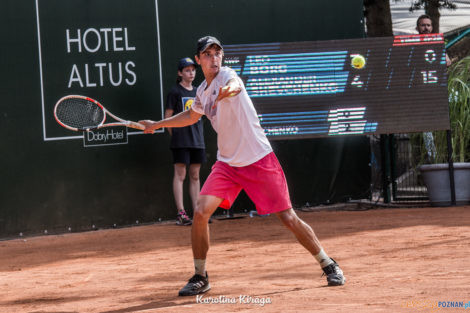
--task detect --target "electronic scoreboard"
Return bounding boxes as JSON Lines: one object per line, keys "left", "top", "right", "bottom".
{"left": 223, "top": 34, "right": 449, "bottom": 139}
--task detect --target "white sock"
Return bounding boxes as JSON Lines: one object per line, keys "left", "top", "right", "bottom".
{"left": 194, "top": 259, "right": 206, "bottom": 276}
{"left": 314, "top": 249, "right": 334, "bottom": 268}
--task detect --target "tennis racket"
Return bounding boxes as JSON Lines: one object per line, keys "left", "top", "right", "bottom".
{"left": 54, "top": 95, "right": 145, "bottom": 131}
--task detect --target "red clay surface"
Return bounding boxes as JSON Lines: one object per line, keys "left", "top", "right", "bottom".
{"left": 1, "top": 206, "right": 469, "bottom": 313}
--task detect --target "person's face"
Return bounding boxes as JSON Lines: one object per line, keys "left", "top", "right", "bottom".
{"left": 195, "top": 45, "right": 223, "bottom": 78}
{"left": 178, "top": 65, "right": 196, "bottom": 83}
{"left": 417, "top": 18, "right": 433, "bottom": 34}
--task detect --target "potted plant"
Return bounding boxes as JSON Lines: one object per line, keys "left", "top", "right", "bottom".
{"left": 418, "top": 56, "right": 470, "bottom": 206}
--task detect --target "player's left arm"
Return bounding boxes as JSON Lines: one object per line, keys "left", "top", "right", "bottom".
{"left": 216, "top": 78, "right": 242, "bottom": 102}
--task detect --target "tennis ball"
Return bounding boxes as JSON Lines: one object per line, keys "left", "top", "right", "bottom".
{"left": 351, "top": 55, "right": 366, "bottom": 69}
{"left": 222, "top": 86, "right": 237, "bottom": 97}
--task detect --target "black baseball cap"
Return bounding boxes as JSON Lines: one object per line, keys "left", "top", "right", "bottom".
{"left": 177, "top": 57, "right": 196, "bottom": 71}
{"left": 196, "top": 36, "right": 223, "bottom": 54}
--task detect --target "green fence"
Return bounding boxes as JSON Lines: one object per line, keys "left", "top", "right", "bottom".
{"left": 0, "top": 0, "right": 368, "bottom": 237}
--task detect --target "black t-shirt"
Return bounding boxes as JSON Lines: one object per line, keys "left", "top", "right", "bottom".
{"left": 165, "top": 84, "right": 205, "bottom": 149}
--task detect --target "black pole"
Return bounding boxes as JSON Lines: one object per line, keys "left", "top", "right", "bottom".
{"left": 446, "top": 129, "right": 456, "bottom": 205}
{"left": 380, "top": 134, "right": 391, "bottom": 203}
{"left": 389, "top": 134, "right": 397, "bottom": 199}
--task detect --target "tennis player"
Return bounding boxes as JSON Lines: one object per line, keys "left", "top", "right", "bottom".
{"left": 140, "top": 36, "right": 346, "bottom": 296}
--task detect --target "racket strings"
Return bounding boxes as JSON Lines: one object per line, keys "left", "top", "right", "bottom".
{"left": 56, "top": 98, "right": 105, "bottom": 129}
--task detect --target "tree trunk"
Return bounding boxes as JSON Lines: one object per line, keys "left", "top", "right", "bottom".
{"left": 364, "top": 0, "right": 393, "bottom": 37}
{"left": 426, "top": 0, "right": 441, "bottom": 33}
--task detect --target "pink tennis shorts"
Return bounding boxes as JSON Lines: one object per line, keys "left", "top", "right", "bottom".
{"left": 200, "top": 152, "right": 292, "bottom": 215}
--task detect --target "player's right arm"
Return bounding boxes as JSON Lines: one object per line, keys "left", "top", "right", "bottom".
{"left": 139, "top": 109, "right": 202, "bottom": 134}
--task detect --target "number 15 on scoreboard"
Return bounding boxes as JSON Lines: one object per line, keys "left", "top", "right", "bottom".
{"left": 421, "top": 71, "right": 438, "bottom": 84}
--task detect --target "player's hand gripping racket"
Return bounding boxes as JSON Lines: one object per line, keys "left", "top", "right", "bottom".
{"left": 54, "top": 95, "right": 145, "bottom": 131}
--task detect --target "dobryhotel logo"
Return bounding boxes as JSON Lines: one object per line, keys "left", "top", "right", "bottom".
{"left": 83, "top": 127, "right": 128, "bottom": 147}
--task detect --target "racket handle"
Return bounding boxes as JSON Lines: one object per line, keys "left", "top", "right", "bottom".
{"left": 126, "top": 121, "right": 146, "bottom": 130}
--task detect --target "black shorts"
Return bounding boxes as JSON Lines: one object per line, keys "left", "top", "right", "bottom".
{"left": 171, "top": 148, "right": 206, "bottom": 165}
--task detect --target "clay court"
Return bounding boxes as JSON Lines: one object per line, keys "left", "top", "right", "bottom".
{"left": 1, "top": 205, "right": 469, "bottom": 313}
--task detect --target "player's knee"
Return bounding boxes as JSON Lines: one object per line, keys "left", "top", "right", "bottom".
{"left": 193, "top": 207, "right": 211, "bottom": 222}
{"left": 277, "top": 209, "right": 299, "bottom": 230}
{"left": 194, "top": 200, "right": 210, "bottom": 220}
{"left": 194, "top": 196, "right": 220, "bottom": 222}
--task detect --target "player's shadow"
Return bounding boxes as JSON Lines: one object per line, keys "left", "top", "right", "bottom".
{"left": 100, "top": 297, "right": 193, "bottom": 313}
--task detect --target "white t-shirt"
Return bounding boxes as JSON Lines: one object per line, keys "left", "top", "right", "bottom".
{"left": 191, "top": 67, "right": 272, "bottom": 167}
